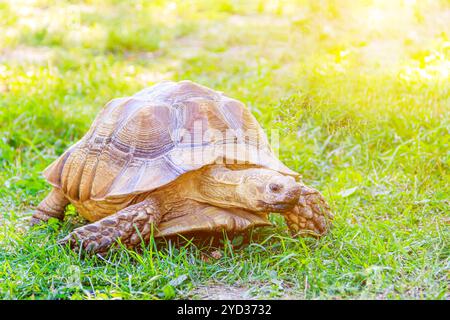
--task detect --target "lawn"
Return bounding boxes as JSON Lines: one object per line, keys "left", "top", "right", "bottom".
{"left": 0, "top": 0, "right": 448, "bottom": 299}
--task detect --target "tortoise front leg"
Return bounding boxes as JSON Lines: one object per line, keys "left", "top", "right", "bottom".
{"left": 59, "top": 199, "right": 162, "bottom": 255}
{"left": 283, "top": 184, "right": 333, "bottom": 237}
{"left": 30, "top": 188, "right": 69, "bottom": 226}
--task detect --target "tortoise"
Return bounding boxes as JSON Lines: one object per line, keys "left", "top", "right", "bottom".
{"left": 31, "top": 80, "right": 333, "bottom": 254}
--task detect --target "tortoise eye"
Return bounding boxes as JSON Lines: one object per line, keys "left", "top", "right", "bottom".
{"left": 269, "top": 183, "right": 282, "bottom": 192}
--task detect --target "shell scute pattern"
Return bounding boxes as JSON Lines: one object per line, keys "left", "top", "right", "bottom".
{"left": 43, "top": 81, "right": 295, "bottom": 202}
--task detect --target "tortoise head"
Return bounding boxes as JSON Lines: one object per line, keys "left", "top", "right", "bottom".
{"left": 192, "top": 165, "right": 301, "bottom": 212}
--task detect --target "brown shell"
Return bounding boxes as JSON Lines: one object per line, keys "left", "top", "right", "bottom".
{"left": 44, "top": 80, "right": 297, "bottom": 201}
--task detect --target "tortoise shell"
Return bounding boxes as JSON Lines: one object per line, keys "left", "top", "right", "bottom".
{"left": 44, "top": 80, "right": 297, "bottom": 202}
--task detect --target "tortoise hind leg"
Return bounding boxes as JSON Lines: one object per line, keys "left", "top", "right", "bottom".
{"left": 30, "top": 188, "right": 69, "bottom": 226}
{"left": 59, "top": 199, "right": 162, "bottom": 255}
{"left": 283, "top": 184, "right": 333, "bottom": 237}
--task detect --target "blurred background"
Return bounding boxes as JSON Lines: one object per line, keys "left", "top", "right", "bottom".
{"left": 0, "top": 0, "right": 448, "bottom": 299}
{"left": 1, "top": 0, "right": 448, "bottom": 197}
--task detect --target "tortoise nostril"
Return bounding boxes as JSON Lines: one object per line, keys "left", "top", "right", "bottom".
{"left": 269, "top": 183, "right": 282, "bottom": 192}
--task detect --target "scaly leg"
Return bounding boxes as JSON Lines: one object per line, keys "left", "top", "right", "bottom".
{"left": 30, "top": 188, "right": 69, "bottom": 226}
{"left": 283, "top": 184, "right": 333, "bottom": 237}
{"left": 59, "top": 199, "right": 162, "bottom": 255}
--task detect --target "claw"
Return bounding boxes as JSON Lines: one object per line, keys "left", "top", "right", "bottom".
{"left": 30, "top": 217, "right": 44, "bottom": 227}
{"left": 58, "top": 235, "right": 74, "bottom": 248}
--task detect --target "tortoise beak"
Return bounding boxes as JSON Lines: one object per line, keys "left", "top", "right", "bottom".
{"left": 284, "top": 183, "right": 302, "bottom": 203}
{"left": 257, "top": 201, "right": 296, "bottom": 212}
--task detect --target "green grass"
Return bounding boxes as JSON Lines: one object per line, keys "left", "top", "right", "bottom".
{"left": 0, "top": 0, "right": 449, "bottom": 299}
